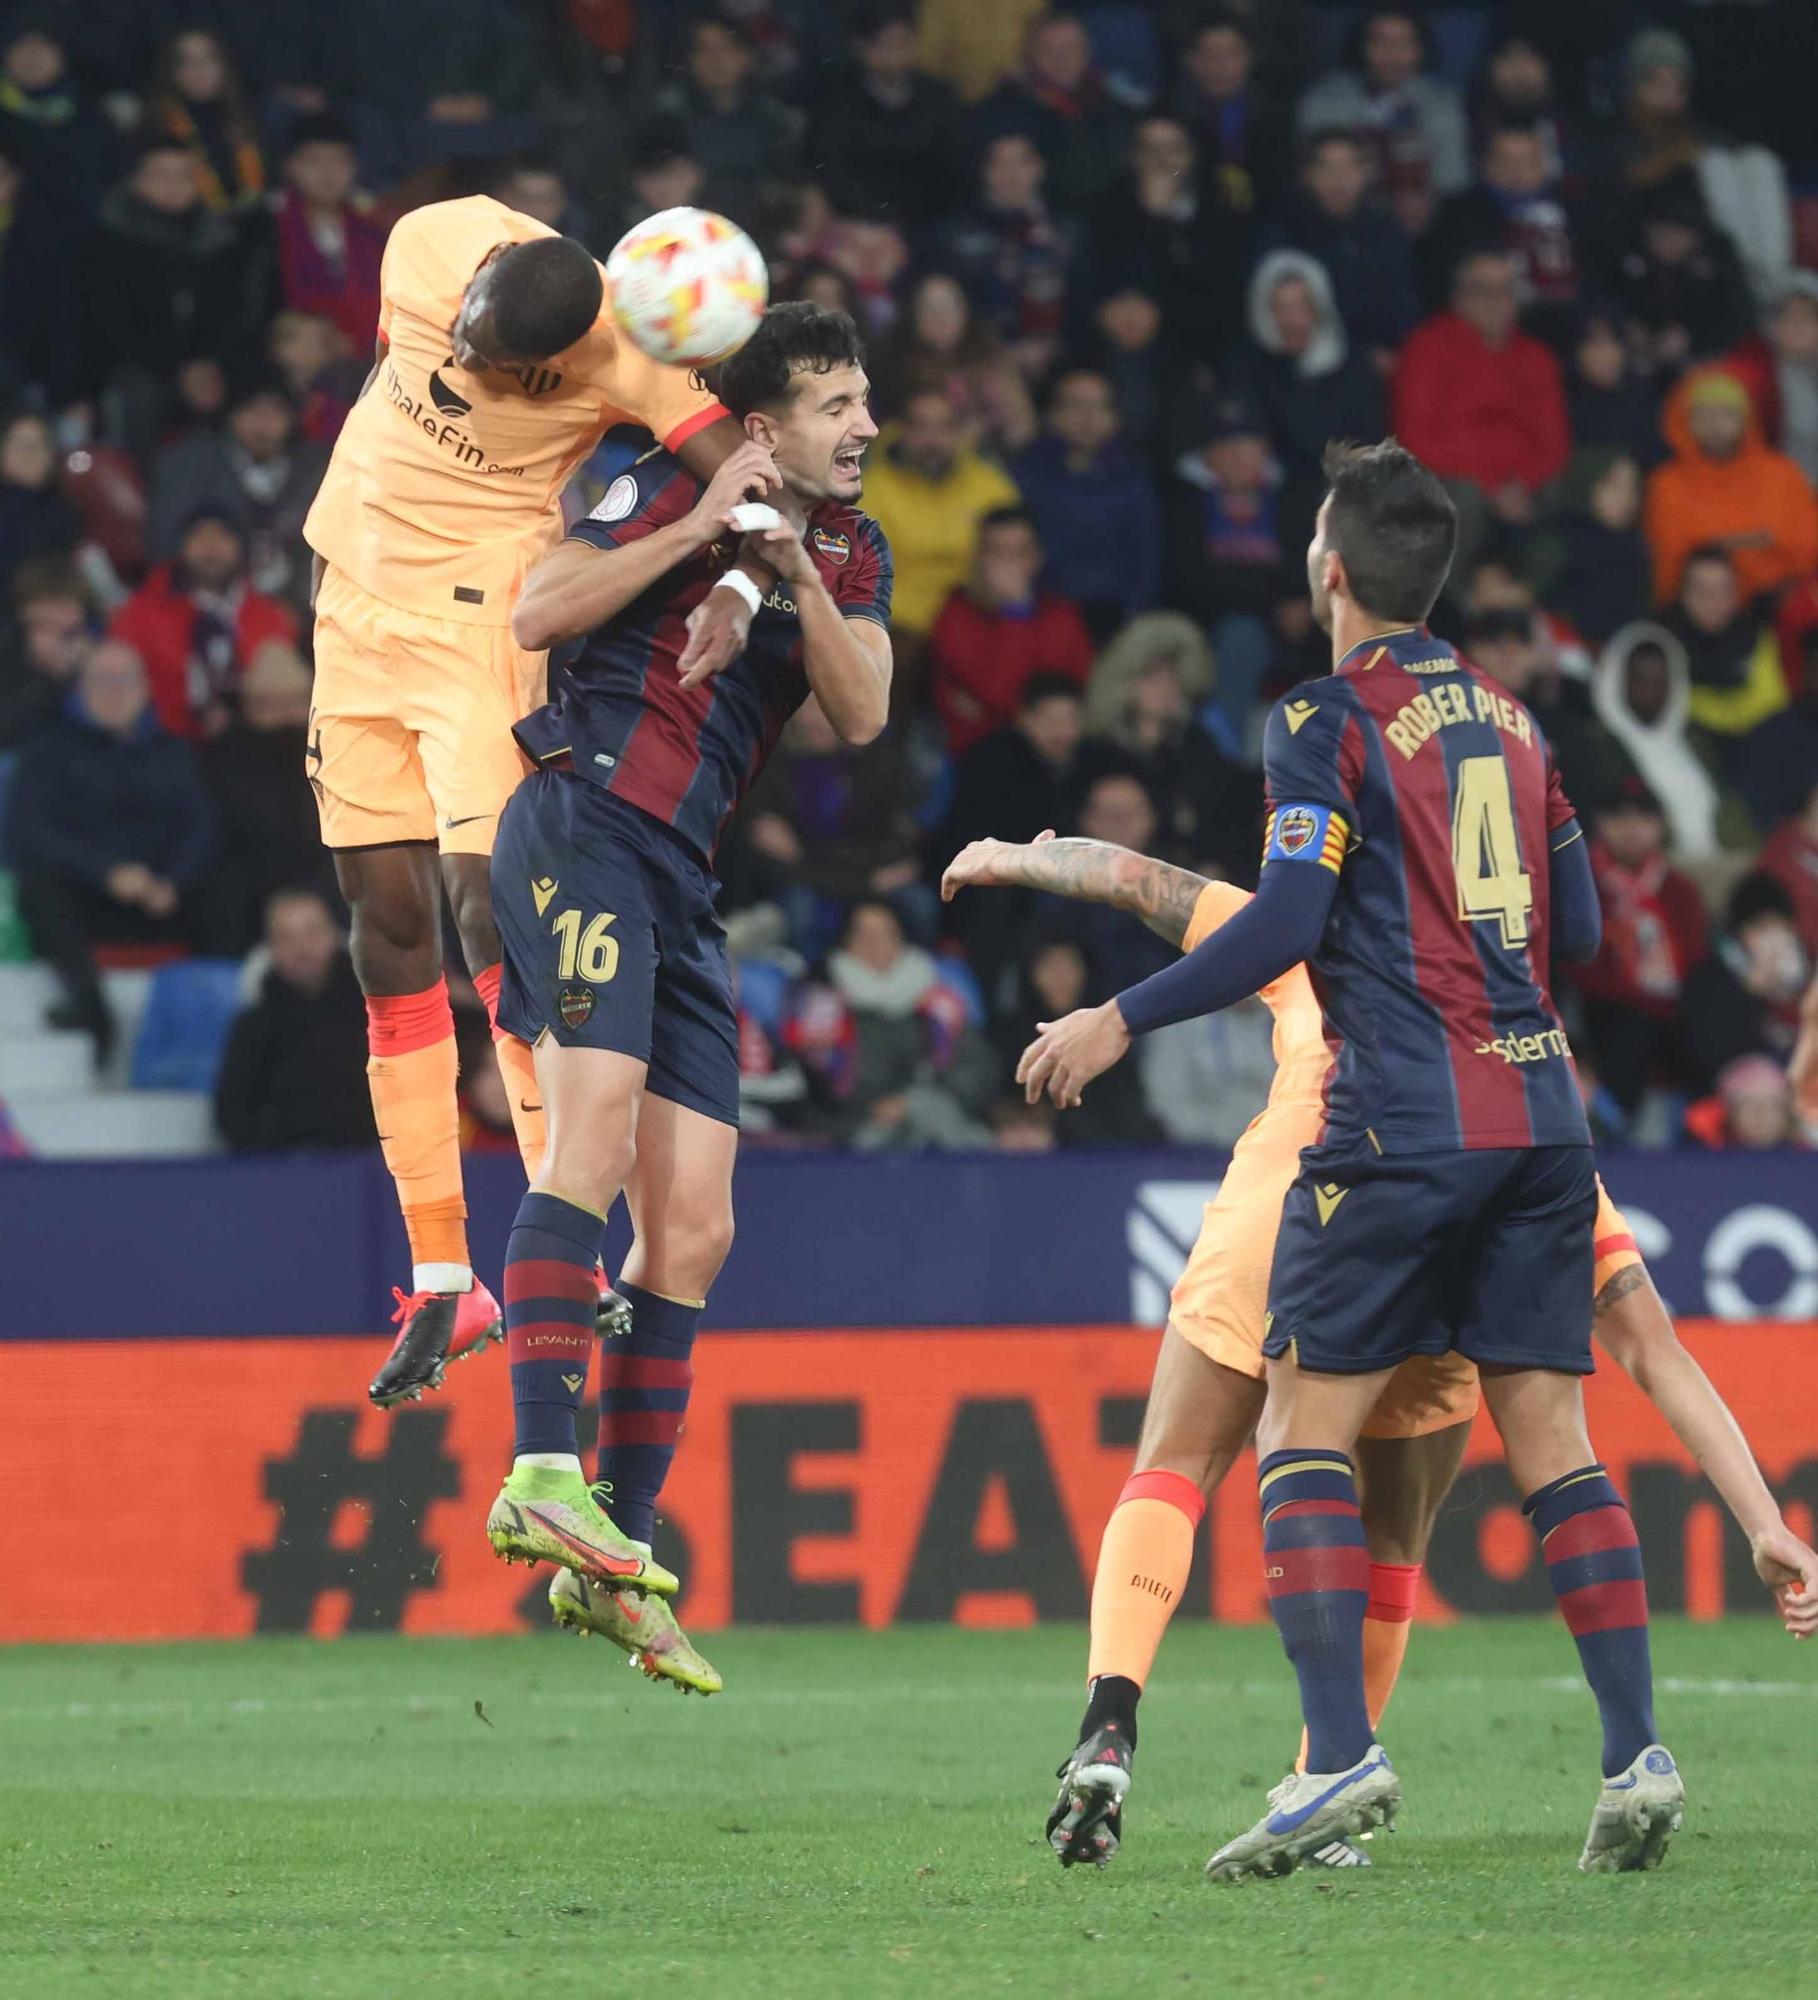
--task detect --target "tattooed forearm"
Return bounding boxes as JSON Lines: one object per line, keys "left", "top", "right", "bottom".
{"left": 1594, "top": 1263, "right": 1649, "bottom": 1319}
{"left": 1010, "top": 839, "right": 1207, "bottom": 946}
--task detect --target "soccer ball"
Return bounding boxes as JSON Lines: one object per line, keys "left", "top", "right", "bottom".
{"left": 606, "top": 206, "right": 769, "bottom": 369}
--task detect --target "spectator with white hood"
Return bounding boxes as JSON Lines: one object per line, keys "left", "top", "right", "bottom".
{"left": 1232, "top": 249, "right": 1384, "bottom": 490}
{"left": 1589, "top": 624, "right": 1725, "bottom": 863}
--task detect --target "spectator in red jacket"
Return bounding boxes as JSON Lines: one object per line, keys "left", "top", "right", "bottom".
{"left": 928, "top": 507, "right": 1093, "bottom": 754}
{"left": 1570, "top": 776, "right": 1709, "bottom": 1114}
{"left": 272, "top": 114, "right": 384, "bottom": 354}
{"left": 1391, "top": 246, "right": 1570, "bottom": 576}
{"left": 110, "top": 507, "right": 297, "bottom": 741}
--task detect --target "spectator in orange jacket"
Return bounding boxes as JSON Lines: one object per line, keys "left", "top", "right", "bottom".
{"left": 110, "top": 507, "right": 298, "bottom": 742}
{"left": 1644, "top": 366, "right": 1818, "bottom": 606}
{"left": 1391, "top": 247, "right": 1569, "bottom": 574}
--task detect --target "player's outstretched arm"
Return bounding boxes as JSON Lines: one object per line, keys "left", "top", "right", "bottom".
{"left": 941, "top": 833, "right": 1210, "bottom": 947}
{"left": 1594, "top": 1266, "right": 1818, "bottom": 1636}
{"left": 511, "top": 442, "right": 780, "bottom": 651}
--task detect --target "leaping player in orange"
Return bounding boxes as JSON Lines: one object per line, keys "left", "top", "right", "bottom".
{"left": 942, "top": 829, "right": 1818, "bottom": 1869}
{"left": 302, "top": 196, "right": 774, "bottom": 1406}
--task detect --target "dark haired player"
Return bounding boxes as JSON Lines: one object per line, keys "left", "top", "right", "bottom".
{"left": 943, "top": 829, "right": 1816, "bottom": 1870}
{"left": 1019, "top": 441, "right": 1684, "bottom": 1876}
{"left": 303, "top": 195, "right": 763, "bottom": 1408}
{"left": 482, "top": 303, "right": 891, "bottom": 1690}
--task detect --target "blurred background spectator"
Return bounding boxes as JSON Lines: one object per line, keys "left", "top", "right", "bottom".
{"left": 0, "top": 0, "right": 1813, "bottom": 1158}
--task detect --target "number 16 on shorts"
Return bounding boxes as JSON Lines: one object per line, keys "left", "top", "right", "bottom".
{"left": 539, "top": 893, "right": 620, "bottom": 1029}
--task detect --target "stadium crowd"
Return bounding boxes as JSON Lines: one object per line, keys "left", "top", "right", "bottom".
{"left": 0, "top": 0, "right": 1814, "bottom": 1159}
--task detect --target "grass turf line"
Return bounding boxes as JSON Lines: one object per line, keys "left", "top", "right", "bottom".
{"left": 1, "top": 1617, "right": 1811, "bottom": 1999}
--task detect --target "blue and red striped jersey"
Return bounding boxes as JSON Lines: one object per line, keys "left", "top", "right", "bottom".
{"left": 1261, "top": 624, "right": 1589, "bottom": 1152}
{"left": 517, "top": 448, "right": 892, "bottom": 863}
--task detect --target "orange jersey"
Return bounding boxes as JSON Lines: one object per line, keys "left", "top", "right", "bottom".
{"left": 1182, "top": 882, "right": 1330, "bottom": 1119}
{"left": 304, "top": 196, "right": 726, "bottom": 628}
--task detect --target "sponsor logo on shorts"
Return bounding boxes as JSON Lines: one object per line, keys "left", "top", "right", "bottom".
{"left": 559, "top": 984, "right": 595, "bottom": 1029}
{"left": 1475, "top": 1027, "right": 1572, "bottom": 1065}
{"left": 811, "top": 526, "right": 851, "bottom": 565}
{"left": 532, "top": 877, "right": 559, "bottom": 916}
{"left": 1314, "top": 1182, "right": 1349, "bottom": 1226}
{"left": 592, "top": 475, "right": 638, "bottom": 523}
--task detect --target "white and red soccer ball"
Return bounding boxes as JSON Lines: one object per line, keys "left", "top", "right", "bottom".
{"left": 606, "top": 206, "right": 769, "bottom": 369}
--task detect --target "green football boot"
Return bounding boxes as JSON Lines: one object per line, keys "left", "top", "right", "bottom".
{"left": 549, "top": 1567, "right": 725, "bottom": 1696}
{"left": 485, "top": 1464, "right": 678, "bottom": 1596}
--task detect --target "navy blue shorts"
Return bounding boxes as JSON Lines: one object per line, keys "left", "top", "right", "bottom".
{"left": 492, "top": 769, "right": 739, "bottom": 1127}
{"left": 1263, "top": 1143, "right": 1597, "bottom": 1376}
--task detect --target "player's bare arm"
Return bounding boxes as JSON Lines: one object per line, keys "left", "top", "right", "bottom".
{"left": 511, "top": 441, "right": 780, "bottom": 651}
{"left": 942, "top": 833, "right": 1209, "bottom": 947}
{"left": 1593, "top": 1266, "right": 1818, "bottom": 1635}
{"left": 670, "top": 413, "right": 785, "bottom": 681}
{"left": 725, "top": 507, "right": 890, "bottom": 741}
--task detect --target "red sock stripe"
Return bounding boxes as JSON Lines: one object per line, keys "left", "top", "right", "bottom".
{"left": 1265, "top": 1497, "right": 1359, "bottom": 1521}
{"left": 1543, "top": 1505, "right": 1639, "bottom": 1562}
{"left": 365, "top": 981, "right": 454, "bottom": 1056}
{"left": 1558, "top": 1576, "right": 1650, "bottom": 1637}
{"left": 473, "top": 962, "right": 515, "bottom": 1044}
{"left": 504, "top": 1259, "right": 598, "bottom": 1308}
{"left": 616, "top": 1356, "right": 695, "bottom": 1390}
{"left": 1266, "top": 1541, "right": 1371, "bottom": 1599}
{"left": 1118, "top": 1468, "right": 1206, "bottom": 1524}
{"left": 1366, "top": 1560, "right": 1421, "bottom": 1624}
{"left": 599, "top": 1409, "right": 685, "bottom": 1447}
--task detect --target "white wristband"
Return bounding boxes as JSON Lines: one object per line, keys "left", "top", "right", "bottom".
{"left": 713, "top": 567, "right": 763, "bottom": 616}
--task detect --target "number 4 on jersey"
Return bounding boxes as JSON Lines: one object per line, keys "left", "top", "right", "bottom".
{"left": 1451, "top": 755, "right": 1533, "bottom": 948}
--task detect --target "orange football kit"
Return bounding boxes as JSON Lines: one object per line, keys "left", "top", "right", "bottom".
{"left": 302, "top": 195, "right": 727, "bottom": 1280}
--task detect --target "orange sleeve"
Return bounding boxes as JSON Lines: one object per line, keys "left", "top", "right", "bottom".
{"left": 1645, "top": 464, "right": 1690, "bottom": 603}
{"left": 598, "top": 334, "right": 727, "bottom": 452}
{"left": 1182, "top": 881, "right": 1253, "bottom": 953}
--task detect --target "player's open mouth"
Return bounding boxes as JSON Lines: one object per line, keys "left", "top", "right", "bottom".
{"left": 833, "top": 446, "right": 866, "bottom": 476}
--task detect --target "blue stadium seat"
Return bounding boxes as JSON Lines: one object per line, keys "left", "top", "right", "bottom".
{"left": 931, "top": 953, "right": 986, "bottom": 1027}
{"left": 129, "top": 959, "right": 245, "bottom": 1092}
{"left": 735, "top": 957, "right": 792, "bottom": 1037}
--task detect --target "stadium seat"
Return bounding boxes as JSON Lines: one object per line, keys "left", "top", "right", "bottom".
{"left": 7, "top": 1088, "right": 216, "bottom": 1157}
{"left": 129, "top": 959, "right": 244, "bottom": 1093}
{"left": 931, "top": 952, "right": 986, "bottom": 1026}
{"left": 735, "top": 957, "right": 792, "bottom": 1038}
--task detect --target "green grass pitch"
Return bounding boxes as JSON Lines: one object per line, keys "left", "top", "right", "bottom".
{"left": 3, "top": 1617, "right": 1812, "bottom": 1999}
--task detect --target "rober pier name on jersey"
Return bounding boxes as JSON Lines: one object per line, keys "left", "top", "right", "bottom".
{"left": 1384, "top": 679, "right": 1534, "bottom": 760}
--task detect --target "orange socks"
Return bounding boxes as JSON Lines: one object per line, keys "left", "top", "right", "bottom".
{"left": 474, "top": 963, "right": 548, "bottom": 1181}
{"left": 1086, "top": 1469, "right": 1206, "bottom": 1687}
{"left": 1295, "top": 1559, "right": 1421, "bottom": 1771}
{"left": 366, "top": 980, "right": 468, "bottom": 1284}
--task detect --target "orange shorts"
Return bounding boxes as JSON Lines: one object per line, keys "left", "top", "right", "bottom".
{"left": 308, "top": 567, "right": 543, "bottom": 855}
{"left": 1168, "top": 1110, "right": 1642, "bottom": 1440}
